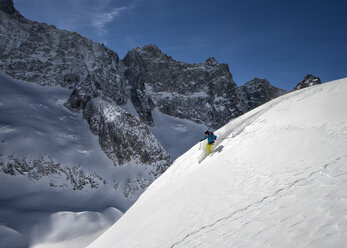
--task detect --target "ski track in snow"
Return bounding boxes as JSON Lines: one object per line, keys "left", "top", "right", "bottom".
{"left": 170, "top": 156, "right": 345, "bottom": 248}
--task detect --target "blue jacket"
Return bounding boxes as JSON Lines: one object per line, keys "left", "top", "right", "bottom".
{"left": 202, "top": 133, "right": 217, "bottom": 144}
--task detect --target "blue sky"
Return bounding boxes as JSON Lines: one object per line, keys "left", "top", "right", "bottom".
{"left": 14, "top": 0, "right": 347, "bottom": 90}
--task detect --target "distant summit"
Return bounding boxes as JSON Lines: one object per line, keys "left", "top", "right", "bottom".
{"left": 294, "top": 74, "right": 322, "bottom": 90}
{"left": 205, "top": 57, "right": 218, "bottom": 65}
{"left": 239, "top": 78, "right": 286, "bottom": 110}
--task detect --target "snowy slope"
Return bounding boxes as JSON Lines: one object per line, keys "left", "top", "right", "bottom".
{"left": 149, "top": 109, "right": 208, "bottom": 161}
{"left": 89, "top": 78, "right": 347, "bottom": 248}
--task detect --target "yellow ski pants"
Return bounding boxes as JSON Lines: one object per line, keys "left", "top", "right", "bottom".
{"left": 206, "top": 143, "right": 213, "bottom": 154}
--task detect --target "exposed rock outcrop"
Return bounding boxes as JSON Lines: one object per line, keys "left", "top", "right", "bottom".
{"left": 123, "top": 45, "right": 246, "bottom": 129}
{"left": 0, "top": 155, "right": 105, "bottom": 190}
{"left": 294, "top": 74, "right": 322, "bottom": 90}
{"left": 239, "top": 78, "right": 286, "bottom": 110}
{"left": 83, "top": 98, "right": 170, "bottom": 171}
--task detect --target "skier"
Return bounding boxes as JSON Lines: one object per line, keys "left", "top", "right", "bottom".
{"left": 200, "top": 131, "right": 217, "bottom": 154}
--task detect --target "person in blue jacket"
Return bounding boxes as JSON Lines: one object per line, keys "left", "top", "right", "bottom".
{"left": 200, "top": 131, "right": 217, "bottom": 154}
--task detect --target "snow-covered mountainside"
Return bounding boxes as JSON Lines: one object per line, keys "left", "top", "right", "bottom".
{"left": 0, "top": 0, "right": 171, "bottom": 172}
{"left": 89, "top": 78, "right": 347, "bottom": 248}
{"left": 0, "top": 72, "right": 166, "bottom": 248}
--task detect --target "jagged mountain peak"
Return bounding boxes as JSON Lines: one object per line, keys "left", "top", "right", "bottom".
{"left": 140, "top": 44, "right": 161, "bottom": 53}
{"left": 132, "top": 44, "right": 162, "bottom": 56}
{"left": 239, "top": 77, "right": 286, "bottom": 110}
{"left": 128, "top": 44, "right": 174, "bottom": 64}
{"left": 130, "top": 45, "right": 222, "bottom": 68}
{"left": 294, "top": 74, "right": 322, "bottom": 90}
{"left": 0, "top": 0, "right": 15, "bottom": 15}
{"left": 205, "top": 57, "right": 218, "bottom": 65}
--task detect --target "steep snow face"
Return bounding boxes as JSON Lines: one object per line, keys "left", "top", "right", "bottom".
{"left": 89, "top": 78, "right": 347, "bottom": 248}
{"left": 148, "top": 109, "right": 208, "bottom": 161}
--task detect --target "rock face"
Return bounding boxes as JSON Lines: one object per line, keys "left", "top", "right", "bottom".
{"left": 294, "top": 74, "right": 322, "bottom": 90}
{"left": 239, "top": 78, "right": 286, "bottom": 110}
{"left": 83, "top": 98, "right": 170, "bottom": 171}
{"left": 0, "top": 8, "right": 124, "bottom": 91}
{"left": 0, "top": 0, "right": 15, "bottom": 15}
{"left": 123, "top": 45, "right": 246, "bottom": 129}
{"left": 0, "top": 155, "right": 105, "bottom": 190}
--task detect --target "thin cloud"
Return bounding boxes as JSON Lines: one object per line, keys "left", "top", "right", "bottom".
{"left": 91, "top": 6, "right": 133, "bottom": 35}
{"left": 15, "top": 0, "right": 141, "bottom": 39}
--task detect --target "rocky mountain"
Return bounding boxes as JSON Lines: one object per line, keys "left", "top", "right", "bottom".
{"left": 0, "top": 0, "right": 287, "bottom": 164}
{"left": 294, "top": 74, "right": 322, "bottom": 90}
{"left": 239, "top": 78, "right": 286, "bottom": 110}
{"left": 123, "top": 45, "right": 246, "bottom": 128}
{"left": 0, "top": 0, "right": 170, "bottom": 169}
{"left": 123, "top": 45, "right": 290, "bottom": 129}
{"left": 0, "top": 0, "right": 14, "bottom": 14}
